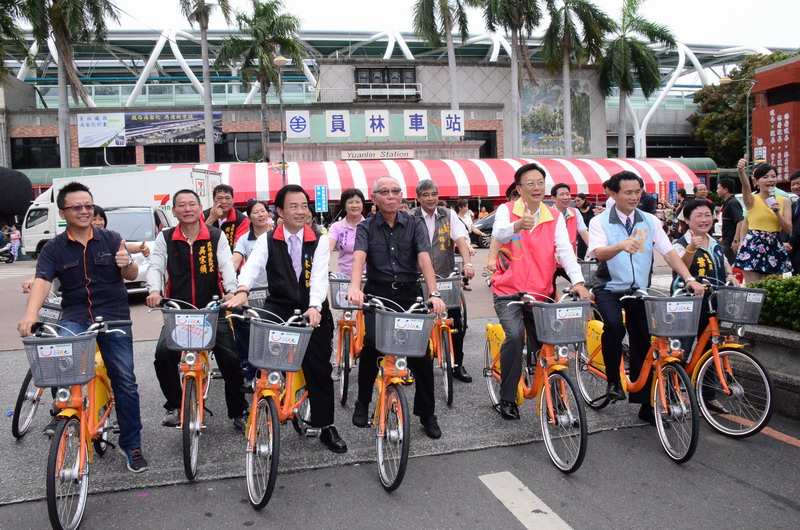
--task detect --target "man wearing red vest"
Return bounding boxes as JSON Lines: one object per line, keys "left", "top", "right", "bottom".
{"left": 551, "top": 183, "right": 589, "bottom": 295}
{"left": 203, "top": 184, "right": 250, "bottom": 249}
{"left": 491, "top": 163, "right": 590, "bottom": 420}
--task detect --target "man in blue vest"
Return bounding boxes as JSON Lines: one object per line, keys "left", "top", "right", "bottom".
{"left": 587, "top": 171, "right": 703, "bottom": 424}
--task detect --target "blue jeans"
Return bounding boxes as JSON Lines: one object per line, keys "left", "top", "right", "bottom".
{"left": 59, "top": 320, "right": 143, "bottom": 450}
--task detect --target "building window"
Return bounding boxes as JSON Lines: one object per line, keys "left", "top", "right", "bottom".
{"left": 216, "top": 132, "right": 282, "bottom": 162}
{"left": 143, "top": 144, "right": 200, "bottom": 164}
{"left": 354, "top": 67, "right": 419, "bottom": 102}
{"left": 10, "top": 137, "right": 60, "bottom": 169}
{"left": 79, "top": 147, "right": 137, "bottom": 167}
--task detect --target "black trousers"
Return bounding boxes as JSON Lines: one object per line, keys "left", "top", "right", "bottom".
{"left": 357, "top": 281, "right": 435, "bottom": 418}
{"left": 594, "top": 290, "right": 652, "bottom": 404}
{"left": 449, "top": 304, "right": 467, "bottom": 366}
{"left": 259, "top": 302, "right": 336, "bottom": 428}
{"left": 154, "top": 311, "right": 248, "bottom": 418}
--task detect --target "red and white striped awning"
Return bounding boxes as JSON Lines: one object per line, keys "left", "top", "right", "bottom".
{"left": 142, "top": 158, "right": 699, "bottom": 203}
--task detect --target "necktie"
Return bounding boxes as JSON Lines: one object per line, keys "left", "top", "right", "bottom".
{"left": 625, "top": 216, "right": 633, "bottom": 236}
{"left": 289, "top": 234, "right": 301, "bottom": 280}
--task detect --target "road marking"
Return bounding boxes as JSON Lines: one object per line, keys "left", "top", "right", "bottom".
{"left": 720, "top": 414, "right": 800, "bottom": 448}
{"left": 0, "top": 268, "right": 31, "bottom": 279}
{"left": 479, "top": 471, "right": 571, "bottom": 530}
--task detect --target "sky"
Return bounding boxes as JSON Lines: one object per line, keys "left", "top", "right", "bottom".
{"left": 116, "top": 0, "right": 799, "bottom": 51}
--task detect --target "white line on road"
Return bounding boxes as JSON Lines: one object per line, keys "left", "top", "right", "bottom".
{"left": 479, "top": 471, "right": 571, "bottom": 530}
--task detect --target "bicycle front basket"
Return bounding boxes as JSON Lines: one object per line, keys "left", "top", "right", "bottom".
{"left": 23, "top": 334, "right": 97, "bottom": 388}
{"left": 37, "top": 301, "right": 63, "bottom": 325}
{"left": 644, "top": 296, "right": 703, "bottom": 338}
{"left": 162, "top": 307, "right": 219, "bottom": 351}
{"left": 420, "top": 276, "right": 463, "bottom": 309}
{"left": 373, "top": 308, "right": 436, "bottom": 357}
{"left": 247, "top": 287, "right": 269, "bottom": 309}
{"left": 715, "top": 286, "right": 766, "bottom": 325}
{"left": 530, "top": 300, "right": 591, "bottom": 345}
{"left": 579, "top": 260, "right": 599, "bottom": 289}
{"left": 329, "top": 277, "right": 360, "bottom": 310}
{"left": 248, "top": 320, "right": 313, "bottom": 372}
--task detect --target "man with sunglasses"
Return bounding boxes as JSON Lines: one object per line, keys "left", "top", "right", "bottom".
{"left": 347, "top": 177, "right": 447, "bottom": 439}
{"left": 17, "top": 182, "right": 148, "bottom": 473}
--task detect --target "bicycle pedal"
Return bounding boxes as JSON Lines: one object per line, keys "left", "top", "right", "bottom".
{"left": 210, "top": 368, "right": 223, "bottom": 379}
{"left": 304, "top": 427, "right": 321, "bottom": 437}
{"left": 112, "top": 421, "right": 120, "bottom": 434}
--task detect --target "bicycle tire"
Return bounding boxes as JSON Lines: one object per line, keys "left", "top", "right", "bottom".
{"left": 654, "top": 362, "right": 699, "bottom": 464}
{"left": 339, "top": 328, "right": 351, "bottom": 406}
{"left": 246, "top": 397, "right": 280, "bottom": 510}
{"left": 573, "top": 343, "right": 610, "bottom": 410}
{"left": 182, "top": 377, "right": 201, "bottom": 481}
{"left": 440, "top": 330, "right": 454, "bottom": 406}
{"left": 46, "top": 416, "right": 88, "bottom": 530}
{"left": 92, "top": 405, "right": 112, "bottom": 456}
{"left": 695, "top": 347, "right": 773, "bottom": 438}
{"left": 483, "top": 338, "right": 501, "bottom": 409}
{"left": 291, "top": 387, "right": 313, "bottom": 435}
{"left": 540, "top": 371, "right": 588, "bottom": 474}
{"left": 376, "top": 384, "right": 410, "bottom": 491}
{"left": 12, "top": 369, "right": 42, "bottom": 439}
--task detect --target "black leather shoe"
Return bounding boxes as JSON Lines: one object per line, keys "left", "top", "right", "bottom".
{"left": 420, "top": 415, "right": 442, "bottom": 439}
{"left": 320, "top": 426, "right": 348, "bottom": 453}
{"left": 499, "top": 400, "right": 520, "bottom": 420}
{"left": 452, "top": 365, "right": 473, "bottom": 383}
{"left": 638, "top": 404, "right": 656, "bottom": 426}
{"left": 607, "top": 381, "right": 625, "bottom": 401}
{"left": 352, "top": 400, "right": 369, "bottom": 428}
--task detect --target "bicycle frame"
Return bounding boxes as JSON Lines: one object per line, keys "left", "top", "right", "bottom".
{"left": 247, "top": 369, "right": 309, "bottom": 442}
{"left": 373, "top": 355, "right": 412, "bottom": 437}
{"left": 684, "top": 315, "right": 745, "bottom": 394}
{"left": 430, "top": 314, "right": 455, "bottom": 365}
{"left": 336, "top": 310, "right": 365, "bottom": 366}
{"left": 178, "top": 350, "right": 210, "bottom": 431}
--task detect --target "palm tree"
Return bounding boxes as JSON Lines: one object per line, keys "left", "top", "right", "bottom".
{"left": 23, "top": 0, "right": 119, "bottom": 169}
{"left": 180, "top": 0, "right": 233, "bottom": 164}
{"left": 541, "top": 0, "right": 613, "bottom": 156}
{"left": 215, "top": 0, "right": 304, "bottom": 164}
{"left": 480, "top": 0, "right": 542, "bottom": 158}
{"left": 413, "top": 0, "right": 471, "bottom": 110}
{"left": 597, "top": 0, "right": 675, "bottom": 158}
{"left": 0, "top": 0, "right": 32, "bottom": 81}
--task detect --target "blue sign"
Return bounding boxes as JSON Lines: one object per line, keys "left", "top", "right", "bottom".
{"left": 315, "top": 185, "right": 329, "bottom": 213}
{"left": 668, "top": 181, "right": 679, "bottom": 204}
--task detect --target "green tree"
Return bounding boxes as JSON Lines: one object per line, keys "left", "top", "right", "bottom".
{"left": 688, "top": 51, "right": 800, "bottom": 168}
{"left": 597, "top": 0, "right": 675, "bottom": 158}
{"left": 215, "top": 0, "right": 304, "bottom": 164}
{"left": 180, "top": 0, "right": 233, "bottom": 164}
{"left": 23, "top": 0, "right": 119, "bottom": 168}
{"left": 479, "top": 0, "right": 543, "bottom": 157}
{"left": 541, "top": 0, "right": 613, "bottom": 156}
{"left": 0, "top": 0, "right": 31, "bottom": 81}
{"left": 413, "top": 0, "right": 471, "bottom": 111}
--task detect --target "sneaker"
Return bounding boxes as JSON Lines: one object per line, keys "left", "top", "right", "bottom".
{"left": 118, "top": 447, "right": 149, "bottom": 473}
{"left": 162, "top": 408, "right": 180, "bottom": 427}
{"left": 233, "top": 413, "right": 248, "bottom": 432}
{"left": 42, "top": 415, "right": 61, "bottom": 437}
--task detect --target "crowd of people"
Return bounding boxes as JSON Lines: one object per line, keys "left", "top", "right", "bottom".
{"left": 14, "top": 160, "right": 800, "bottom": 474}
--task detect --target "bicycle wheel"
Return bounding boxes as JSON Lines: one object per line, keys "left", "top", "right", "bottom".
{"left": 573, "top": 343, "right": 610, "bottom": 410}
{"left": 339, "top": 328, "right": 351, "bottom": 406}
{"left": 12, "top": 369, "right": 42, "bottom": 439}
{"left": 376, "top": 384, "right": 410, "bottom": 491}
{"left": 246, "top": 397, "right": 280, "bottom": 510}
{"left": 654, "top": 362, "right": 699, "bottom": 464}
{"left": 291, "top": 387, "right": 313, "bottom": 435}
{"left": 483, "top": 338, "right": 501, "bottom": 409}
{"left": 182, "top": 377, "right": 201, "bottom": 481}
{"left": 540, "top": 371, "right": 588, "bottom": 473}
{"left": 695, "top": 347, "right": 773, "bottom": 438}
{"left": 440, "top": 330, "right": 454, "bottom": 406}
{"left": 47, "top": 416, "right": 88, "bottom": 530}
{"left": 92, "top": 405, "right": 112, "bottom": 456}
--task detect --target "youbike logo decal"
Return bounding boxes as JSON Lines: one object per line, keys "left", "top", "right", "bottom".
{"left": 37, "top": 307, "right": 60, "bottom": 321}
{"left": 436, "top": 281, "right": 453, "bottom": 291}
{"left": 249, "top": 290, "right": 267, "bottom": 300}
{"left": 666, "top": 302, "right": 694, "bottom": 313}
{"left": 556, "top": 307, "right": 583, "bottom": 319}
{"left": 37, "top": 343, "right": 73, "bottom": 358}
{"left": 269, "top": 330, "right": 300, "bottom": 345}
{"left": 746, "top": 292, "right": 763, "bottom": 303}
{"left": 395, "top": 318, "right": 424, "bottom": 331}
{"left": 172, "top": 314, "right": 214, "bottom": 347}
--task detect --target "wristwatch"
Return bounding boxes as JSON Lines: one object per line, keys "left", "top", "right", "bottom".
{"left": 310, "top": 304, "right": 323, "bottom": 312}
{"left": 683, "top": 276, "right": 697, "bottom": 283}
{"left": 429, "top": 291, "right": 442, "bottom": 298}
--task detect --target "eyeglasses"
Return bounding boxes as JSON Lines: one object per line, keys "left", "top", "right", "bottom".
{"left": 375, "top": 188, "right": 403, "bottom": 197}
{"left": 519, "top": 180, "right": 545, "bottom": 189}
{"left": 61, "top": 204, "right": 95, "bottom": 213}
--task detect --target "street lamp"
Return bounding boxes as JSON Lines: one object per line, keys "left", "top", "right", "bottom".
{"left": 273, "top": 55, "right": 288, "bottom": 186}
{"left": 720, "top": 77, "right": 758, "bottom": 169}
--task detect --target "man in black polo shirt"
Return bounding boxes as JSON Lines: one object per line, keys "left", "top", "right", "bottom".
{"left": 717, "top": 178, "right": 745, "bottom": 263}
{"left": 146, "top": 189, "right": 248, "bottom": 429}
{"left": 204, "top": 184, "right": 250, "bottom": 249}
{"left": 225, "top": 184, "right": 347, "bottom": 454}
{"left": 347, "top": 176, "right": 447, "bottom": 439}
{"left": 18, "top": 182, "right": 148, "bottom": 473}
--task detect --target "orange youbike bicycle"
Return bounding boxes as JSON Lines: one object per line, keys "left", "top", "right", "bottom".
{"left": 329, "top": 275, "right": 365, "bottom": 406}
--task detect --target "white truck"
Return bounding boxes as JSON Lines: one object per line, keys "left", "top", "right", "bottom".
{"left": 21, "top": 168, "right": 221, "bottom": 293}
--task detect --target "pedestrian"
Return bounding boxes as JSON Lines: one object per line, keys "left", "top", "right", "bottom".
{"left": 733, "top": 158, "right": 793, "bottom": 283}
{"left": 9, "top": 225, "right": 20, "bottom": 260}
{"left": 146, "top": 189, "right": 248, "bottom": 430}
{"left": 478, "top": 206, "right": 489, "bottom": 219}
{"left": 328, "top": 188, "right": 366, "bottom": 279}
{"left": 347, "top": 176, "right": 447, "bottom": 439}
{"left": 226, "top": 185, "right": 348, "bottom": 454}
{"left": 204, "top": 184, "right": 250, "bottom": 249}
{"left": 716, "top": 178, "right": 745, "bottom": 263}
{"left": 786, "top": 171, "right": 800, "bottom": 274}
{"left": 575, "top": 193, "right": 594, "bottom": 259}
{"left": 550, "top": 183, "right": 589, "bottom": 294}
{"left": 17, "top": 181, "right": 148, "bottom": 472}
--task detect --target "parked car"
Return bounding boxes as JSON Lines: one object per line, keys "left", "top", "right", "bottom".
{"left": 472, "top": 211, "right": 495, "bottom": 248}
